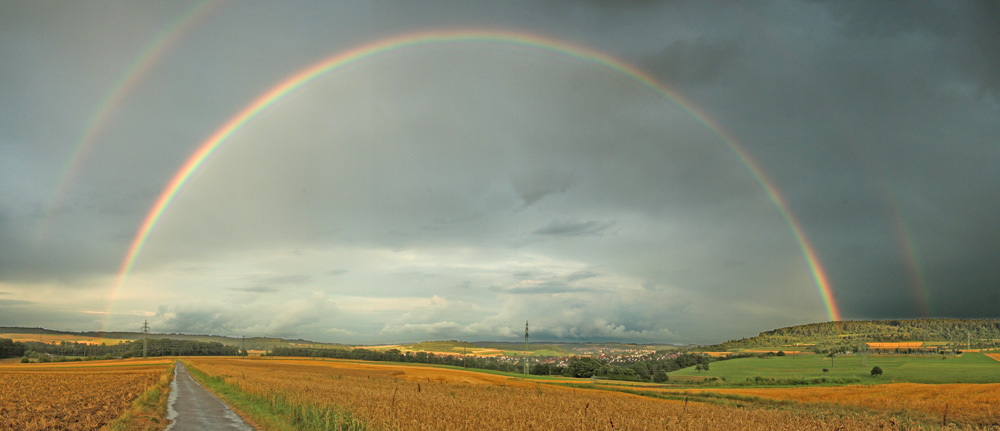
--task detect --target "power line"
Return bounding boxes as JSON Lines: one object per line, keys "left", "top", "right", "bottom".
{"left": 523, "top": 320, "right": 529, "bottom": 374}
{"left": 142, "top": 320, "right": 149, "bottom": 359}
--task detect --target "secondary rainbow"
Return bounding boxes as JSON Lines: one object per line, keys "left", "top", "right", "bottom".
{"left": 106, "top": 29, "right": 842, "bottom": 328}
{"left": 34, "top": 0, "right": 222, "bottom": 246}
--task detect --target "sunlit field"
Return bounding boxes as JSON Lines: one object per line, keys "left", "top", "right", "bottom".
{"left": 180, "top": 357, "right": 985, "bottom": 430}
{"left": 670, "top": 352, "right": 1000, "bottom": 384}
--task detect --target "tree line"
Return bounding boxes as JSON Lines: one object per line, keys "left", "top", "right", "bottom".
{"left": 7, "top": 338, "right": 242, "bottom": 359}
{"left": 0, "top": 338, "right": 26, "bottom": 358}
{"left": 268, "top": 346, "right": 730, "bottom": 383}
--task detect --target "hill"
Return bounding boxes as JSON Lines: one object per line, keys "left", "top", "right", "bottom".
{"left": 705, "top": 319, "right": 1000, "bottom": 353}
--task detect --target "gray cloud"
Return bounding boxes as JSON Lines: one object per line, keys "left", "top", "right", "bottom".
{"left": 643, "top": 37, "right": 742, "bottom": 86}
{"left": 229, "top": 286, "right": 279, "bottom": 294}
{"left": 1, "top": 0, "right": 996, "bottom": 344}
{"left": 533, "top": 220, "right": 615, "bottom": 237}
{"left": 0, "top": 299, "right": 33, "bottom": 306}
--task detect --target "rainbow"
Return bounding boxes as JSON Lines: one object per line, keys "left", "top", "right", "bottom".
{"left": 887, "top": 194, "right": 932, "bottom": 316}
{"left": 34, "top": 0, "right": 222, "bottom": 246}
{"left": 106, "top": 29, "right": 841, "bottom": 328}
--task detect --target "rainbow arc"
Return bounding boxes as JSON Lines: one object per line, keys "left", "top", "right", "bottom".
{"left": 104, "top": 29, "right": 841, "bottom": 330}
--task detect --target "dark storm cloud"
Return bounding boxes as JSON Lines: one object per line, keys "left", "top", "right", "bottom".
{"left": 815, "top": 0, "right": 1000, "bottom": 97}
{"left": 642, "top": 37, "right": 742, "bottom": 86}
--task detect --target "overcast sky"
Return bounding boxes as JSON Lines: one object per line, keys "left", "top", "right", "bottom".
{"left": 2, "top": 1, "right": 997, "bottom": 345}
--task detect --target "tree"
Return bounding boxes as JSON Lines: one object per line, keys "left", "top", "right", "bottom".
{"left": 776, "top": 350, "right": 786, "bottom": 356}
{"left": 566, "top": 356, "right": 606, "bottom": 378}
{"left": 0, "top": 338, "right": 25, "bottom": 359}
{"left": 629, "top": 362, "right": 651, "bottom": 381}
{"left": 652, "top": 369, "right": 669, "bottom": 383}
{"left": 871, "top": 366, "right": 883, "bottom": 377}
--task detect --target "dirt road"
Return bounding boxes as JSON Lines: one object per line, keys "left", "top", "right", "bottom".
{"left": 166, "top": 362, "right": 255, "bottom": 430}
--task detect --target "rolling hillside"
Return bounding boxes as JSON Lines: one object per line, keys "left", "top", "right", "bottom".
{"left": 705, "top": 319, "right": 1000, "bottom": 353}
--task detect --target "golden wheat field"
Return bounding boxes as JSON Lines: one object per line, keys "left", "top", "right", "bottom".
{"left": 183, "top": 357, "right": 968, "bottom": 430}
{"left": 0, "top": 359, "right": 172, "bottom": 431}
{"left": 662, "top": 383, "right": 1000, "bottom": 427}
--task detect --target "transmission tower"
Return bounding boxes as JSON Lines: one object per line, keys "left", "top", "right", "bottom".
{"left": 523, "top": 320, "right": 529, "bottom": 374}
{"left": 142, "top": 320, "right": 149, "bottom": 358}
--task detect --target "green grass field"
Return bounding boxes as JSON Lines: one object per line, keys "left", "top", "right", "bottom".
{"left": 672, "top": 352, "right": 1000, "bottom": 384}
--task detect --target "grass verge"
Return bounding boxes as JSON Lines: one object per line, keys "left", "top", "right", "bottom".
{"left": 102, "top": 361, "right": 175, "bottom": 431}
{"left": 181, "top": 361, "right": 367, "bottom": 431}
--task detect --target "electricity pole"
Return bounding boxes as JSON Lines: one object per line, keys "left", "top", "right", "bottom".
{"left": 142, "top": 320, "right": 149, "bottom": 358}
{"left": 523, "top": 320, "right": 529, "bottom": 374}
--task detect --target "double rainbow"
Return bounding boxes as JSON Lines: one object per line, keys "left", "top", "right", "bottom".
{"left": 106, "top": 29, "right": 841, "bottom": 328}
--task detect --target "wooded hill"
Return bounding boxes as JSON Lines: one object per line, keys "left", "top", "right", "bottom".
{"left": 706, "top": 319, "right": 1000, "bottom": 353}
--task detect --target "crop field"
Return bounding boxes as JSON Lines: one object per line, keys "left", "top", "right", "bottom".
{"left": 672, "top": 352, "right": 1000, "bottom": 384}
{"left": 183, "top": 357, "right": 947, "bottom": 430}
{"left": 660, "top": 383, "right": 1000, "bottom": 427}
{"left": 0, "top": 359, "right": 173, "bottom": 430}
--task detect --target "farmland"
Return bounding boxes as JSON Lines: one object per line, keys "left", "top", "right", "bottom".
{"left": 670, "top": 351, "right": 1000, "bottom": 384}
{"left": 2, "top": 353, "right": 999, "bottom": 429}
{"left": 182, "top": 357, "right": 956, "bottom": 430}
{"left": 0, "top": 359, "right": 173, "bottom": 430}
{"left": 659, "top": 383, "right": 1000, "bottom": 427}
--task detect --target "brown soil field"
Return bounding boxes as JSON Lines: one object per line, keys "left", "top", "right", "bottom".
{"left": 185, "top": 357, "right": 942, "bottom": 430}
{"left": 985, "top": 353, "right": 1000, "bottom": 363}
{"left": 0, "top": 361, "right": 172, "bottom": 430}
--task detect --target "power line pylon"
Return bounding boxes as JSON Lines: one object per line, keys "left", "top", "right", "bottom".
{"left": 523, "top": 320, "right": 529, "bottom": 374}
{"left": 142, "top": 320, "right": 149, "bottom": 358}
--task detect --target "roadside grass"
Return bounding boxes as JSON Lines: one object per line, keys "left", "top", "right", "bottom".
{"left": 672, "top": 352, "right": 1000, "bottom": 384}
{"left": 102, "top": 361, "right": 176, "bottom": 431}
{"left": 181, "top": 361, "right": 367, "bottom": 431}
